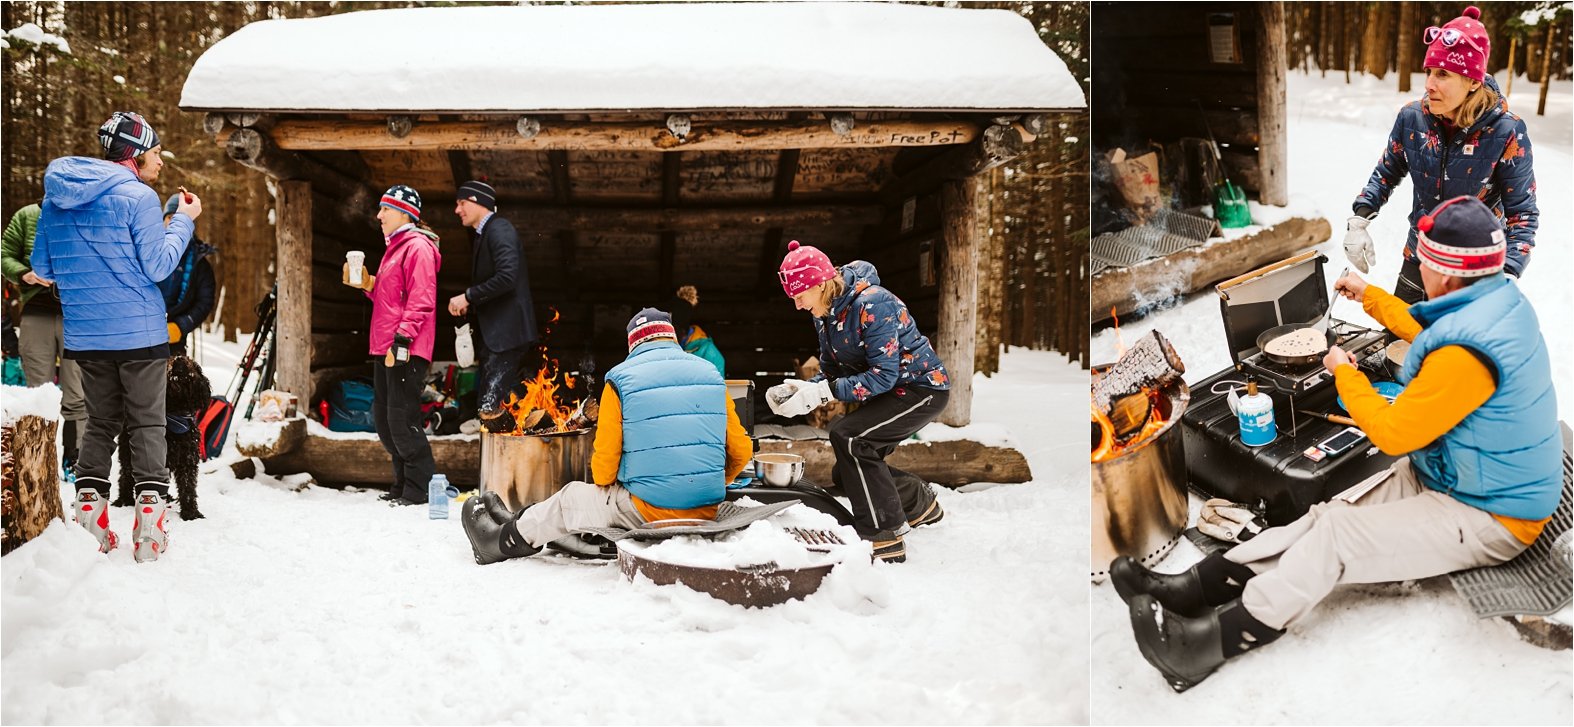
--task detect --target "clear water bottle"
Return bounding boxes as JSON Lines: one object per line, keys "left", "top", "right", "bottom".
{"left": 429, "top": 474, "right": 451, "bottom": 520}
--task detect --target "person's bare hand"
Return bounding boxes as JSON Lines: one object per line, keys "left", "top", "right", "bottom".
{"left": 1322, "top": 345, "right": 1358, "bottom": 375}
{"left": 175, "top": 191, "right": 202, "bottom": 221}
{"left": 1334, "top": 271, "right": 1368, "bottom": 302}
{"left": 448, "top": 293, "right": 469, "bottom": 316}
{"left": 21, "top": 271, "right": 51, "bottom": 287}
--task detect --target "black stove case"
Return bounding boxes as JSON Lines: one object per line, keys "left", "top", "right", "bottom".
{"left": 1179, "top": 250, "right": 1401, "bottom": 525}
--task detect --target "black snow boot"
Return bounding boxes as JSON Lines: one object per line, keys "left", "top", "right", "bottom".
{"left": 461, "top": 491, "right": 540, "bottom": 565}
{"left": 1127, "top": 594, "right": 1283, "bottom": 693}
{"left": 1109, "top": 552, "right": 1256, "bottom": 617}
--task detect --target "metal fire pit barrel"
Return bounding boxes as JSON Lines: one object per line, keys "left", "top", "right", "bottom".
{"left": 480, "top": 429, "right": 594, "bottom": 511}
{"left": 1091, "top": 370, "right": 1191, "bottom": 579}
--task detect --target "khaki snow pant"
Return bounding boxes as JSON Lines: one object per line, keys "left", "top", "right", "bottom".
{"left": 513, "top": 481, "right": 647, "bottom": 548}
{"left": 1225, "top": 459, "right": 1527, "bottom": 629}
{"left": 18, "top": 311, "right": 86, "bottom": 448}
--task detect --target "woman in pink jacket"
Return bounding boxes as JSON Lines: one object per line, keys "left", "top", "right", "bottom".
{"left": 343, "top": 185, "right": 442, "bottom": 505}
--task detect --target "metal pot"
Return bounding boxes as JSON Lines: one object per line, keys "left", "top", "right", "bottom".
{"left": 754, "top": 453, "right": 805, "bottom": 487}
{"left": 480, "top": 429, "right": 594, "bottom": 511}
{"left": 1091, "top": 368, "right": 1191, "bottom": 579}
{"left": 1254, "top": 323, "right": 1335, "bottom": 367}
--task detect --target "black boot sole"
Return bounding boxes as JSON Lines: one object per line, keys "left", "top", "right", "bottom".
{"left": 461, "top": 498, "right": 509, "bottom": 566}
{"left": 1127, "top": 594, "right": 1223, "bottom": 693}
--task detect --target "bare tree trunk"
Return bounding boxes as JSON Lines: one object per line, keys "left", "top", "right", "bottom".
{"left": 1538, "top": 21, "right": 1557, "bottom": 116}
{"left": 1398, "top": 1, "right": 1416, "bottom": 93}
{"left": 1506, "top": 35, "right": 1518, "bottom": 97}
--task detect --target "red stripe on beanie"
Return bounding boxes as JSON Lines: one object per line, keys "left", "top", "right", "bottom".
{"left": 381, "top": 195, "right": 420, "bottom": 220}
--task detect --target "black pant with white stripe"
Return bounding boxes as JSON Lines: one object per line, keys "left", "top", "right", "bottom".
{"left": 828, "top": 385, "right": 948, "bottom": 539}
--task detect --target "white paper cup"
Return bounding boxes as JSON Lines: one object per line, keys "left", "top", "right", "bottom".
{"left": 346, "top": 250, "right": 365, "bottom": 285}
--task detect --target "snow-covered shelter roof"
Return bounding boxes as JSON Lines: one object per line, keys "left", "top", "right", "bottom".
{"left": 179, "top": 3, "right": 1085, "bottom": 114}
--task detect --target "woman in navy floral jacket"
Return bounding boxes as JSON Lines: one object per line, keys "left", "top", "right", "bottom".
{"left": 1345, "top": 6, "right": 1537, "bottom": 303}
{"left": 767, "top": 240, "right": 949, "bottom": 564}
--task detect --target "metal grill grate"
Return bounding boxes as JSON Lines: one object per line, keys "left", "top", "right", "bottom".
{"left": 1090, "top": 209, "right": 1217, "bottom": 273}
{"left": 1448, "top": 423, "right": 1574, "bottom": 618}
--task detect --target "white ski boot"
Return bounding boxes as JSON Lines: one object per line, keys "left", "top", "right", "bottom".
{"left": 131, "top": 489, "right": 169, "bottom": 563}
{"left": 71, "top": 482, "right": 118, "bottom": 553}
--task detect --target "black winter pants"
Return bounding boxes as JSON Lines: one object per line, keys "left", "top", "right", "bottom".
{"left": 75, "top": 358, "right": 167, "bottom": 495}
{"left": 473, "top": 323, "right": 529, "bottom": 414}
{"left": 374, "top": 356, "right": 434, "bottom": 502}
{"left": 829, "top": 386, "right": 948, "bottom": 539}
{"left": 1394, "top": 257, "right": 1427, "bottom": 305}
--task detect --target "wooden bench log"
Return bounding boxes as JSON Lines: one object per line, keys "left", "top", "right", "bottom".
{"left": 2, "top": 416, "right": 65, "bottom": 554}
{"left": 235, "top": 418, "right": 307, "bottom": 459}
{"left": 261, "top": 433, "right": 483, "bottom": 487}
{"left": 1090, "top": 216, "right": 1332, "bottom": 323}
{"left": 756, "top": 437, "right": 1032, "bottom": 488}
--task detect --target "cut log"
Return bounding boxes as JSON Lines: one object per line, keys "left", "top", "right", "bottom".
{"left": 1, "top": 416, "right": 65, "bottom": 554}
{"left": 1090, "top": 216, "right": 1333, "bottom": 323}
{"left": 1091, "top": 331, "right": 1185, "bottom": 415}
{"left": 262, "top": 118, "right": 982, "bottom": 152}
{"left": 261, "top": 434, "right": 484, "bottom": 487}
{"left": 756, "top": 437, "right": 1031, "bottom": 488}
{"left": 235, "top": 418, "right": 307, "bottom": 459}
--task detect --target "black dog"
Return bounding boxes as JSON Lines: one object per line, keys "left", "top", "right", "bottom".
{"left": 115, "top": 355, "right": 211, "bottom": 519}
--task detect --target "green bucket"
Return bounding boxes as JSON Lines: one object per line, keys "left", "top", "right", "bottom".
{"left": 1213, "top": 180, "right": 1251, "bottom": 229}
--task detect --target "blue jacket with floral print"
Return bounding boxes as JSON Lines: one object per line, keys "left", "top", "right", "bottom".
{"left": 809, "top": 260, "right": 949, "bottom": 402}
{"left": 1353, "top": 75, "right": 1538, "bottom": 277}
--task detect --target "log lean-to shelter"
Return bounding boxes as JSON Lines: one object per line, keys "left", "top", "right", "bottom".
{"left": 177, "top": 3, "right": 1085, "bottom": 486}
{"left": 1089, "top": 1, "right": 1332, "bottom": 323}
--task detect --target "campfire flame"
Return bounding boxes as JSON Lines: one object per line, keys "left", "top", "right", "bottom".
{"left": 498, "top": 307, "right": 589, "bottom": 435}
{"left": 1091, "top": 310, "right": 1169, "bottom": 462}
{"left": 1111, "top": 306, "right": 1127, "bottom": 357}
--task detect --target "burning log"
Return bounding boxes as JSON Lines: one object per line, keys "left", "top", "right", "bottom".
{"left": 1092, "top": 329, "right": 1185, "bottom": 416}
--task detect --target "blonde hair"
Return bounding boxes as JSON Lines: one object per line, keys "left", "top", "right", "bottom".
{"left": 1454, "top": 84, "right": 1499, "bottom": 128}
{"left": 819, "top": 271, "right": 846, "bottom": 309}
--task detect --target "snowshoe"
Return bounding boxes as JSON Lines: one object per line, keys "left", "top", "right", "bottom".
{"left": 907, "top": 499, "right": 944, "bottom": 528}
{"left": 71, "top": 484, "right": 117, "bottom": 553}
{"left": 1110, "top": 552, "right": 1256, "bottom": 618}
{"left": 1127, "top": 595, "right": 1282, "bottom": 693}
{"left": 131, "top": 490, "right": 169, "bottom": 564}
{"left": 869, "top": 529, "right": 906, "bottom": 563}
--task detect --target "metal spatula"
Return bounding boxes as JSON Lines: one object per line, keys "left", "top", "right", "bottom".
{"left": 1315, "top": 267, "right": 1351, "bottom": 331}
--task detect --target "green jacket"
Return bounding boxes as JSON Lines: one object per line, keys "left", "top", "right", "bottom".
{"left": 1, "top": 204, "right": 44, "bottom": 306}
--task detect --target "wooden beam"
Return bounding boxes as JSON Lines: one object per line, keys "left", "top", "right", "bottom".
{"left": 220, "top": 128, "right": 379, "bottom": 233}
{"left": 261, "top": 118, "right": 981, "bottom": 152}
{"left": 659, "top": 154, "right": 681, "bottom": 294}
{"left": 506, "top": 203, "right": 882, "bottom": 233}
{"left": 275, "top": 181, "right": 314, "bottom": 403}
{"left": 756, "top": 147, "right": 803, "bottom": 289}
{"left": 1255, "top": 2, "right": 1289, "bottom": 206}
{"left": 879, "top": 124, "right": 1026, "bottom": 205}
{"left": 447, "top": 149, "right": 473, "bottom": 193}
{"left": 936, "top": 178, "right": 980, "bottom": 427}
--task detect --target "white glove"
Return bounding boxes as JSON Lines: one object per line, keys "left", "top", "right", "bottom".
{"left": 767, "top": 379, "right": 833, "bottom": 418}
{"left": 1197, "top": 498, "right": 1266, "bottom": 544}
{"left": 1343, "top": 216, "right": 1377, "bottom": 274}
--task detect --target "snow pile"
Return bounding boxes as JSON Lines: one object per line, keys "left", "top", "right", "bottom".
{"left": 1091, "top": 71, "right": 1573, "bottom": 724}
{"left": 233, "top": 419, "right": 289, "bottom": 450}
{"left": 634, "top": 501, "right": 862, "bottom": 571}
{"left": 4, "top": 23, "right": 70, "bottom": 53}
{"left": 1, "top": 344, "right": 1089, "bottom": 724}
{"left": 1, "top": 384, "right": 61, "bottom": 425}
{"left": 912, "top": 420, "right": 1018, "bottom": 448}
{"left": 181, "top": 3, "right": 1085, "bottom": 112}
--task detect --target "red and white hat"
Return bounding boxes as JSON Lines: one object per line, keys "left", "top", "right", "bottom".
{"left": 380, "top": 185, "right": 422, "bottom": 222}
{"left": 777, "top": 240, "right": 837, "bottom": 297}
{"left": 626, "top": 308, "right": 677, "bottom": 351}
{"left": 1423, "top": 6, "right": 1490, "bottom": 83}
{"left": 1416, "top": 196, "right": 1506, "bottom": 278}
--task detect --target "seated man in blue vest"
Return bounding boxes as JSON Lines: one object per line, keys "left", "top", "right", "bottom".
{"left": 463, "top": 308, "right": 753, "bottom": 564}
{"left": 1110, "top": 196, "right": 1562, "bottom": 692}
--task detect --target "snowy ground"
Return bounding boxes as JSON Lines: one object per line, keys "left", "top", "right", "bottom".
{"left": 2, "top": 343, "right": 1091, "bottom": 724}
{"left": 1090, "top": 72, "right": 1573, "bottom": 724}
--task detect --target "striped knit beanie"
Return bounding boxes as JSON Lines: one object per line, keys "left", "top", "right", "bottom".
{"left": 1416, "top": 196, "right": 1505, "bottom": 278}
{"left": 456, "top": 180, "right": 497, "bottom": 211}
{"left": 626, "top": 308, "right": 677, "bottom": 351}
{"left": 98, "top": 111, "right": 159, "bottom": 162}
{"left": 380, "top": 185, "right": 422, "bottom": 222}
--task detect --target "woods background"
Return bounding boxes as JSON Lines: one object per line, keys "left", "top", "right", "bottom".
{"left": 1, "top": 1, "right": 1090, "bottom": 374}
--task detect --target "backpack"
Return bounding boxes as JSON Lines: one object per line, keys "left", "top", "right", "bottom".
{"left": 197, "top": 395, "right": 233, "bottom": 461}
{"left": 328, "top": 377, "right": 378, "bottom": 433}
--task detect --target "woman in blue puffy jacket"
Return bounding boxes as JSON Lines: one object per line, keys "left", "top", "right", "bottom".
{"left": 767, "top": 240, "right": 949, "bottom": 563}
{"left": 1344, "top": 6, "right": 1537, "bottom": 304}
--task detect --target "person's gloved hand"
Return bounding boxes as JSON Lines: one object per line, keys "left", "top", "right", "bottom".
{"left": 765, "top": 381, "right": 799, "bottom": 415}
{"left": 384, "top": 334, "right": 413, "bottom": 367}
{"left": 1343, "top": 216, "right": 1377, "bottom": 274}
{"left": 766, "top": 379, "right": 833, "bottom": 418}
{"left": 343, "top": 262, "right": 376, "bottom": 291}
{"left": 167, "top": 323, "right": 182, "bottom": 343}
{"left": 1197, "top": 498, "right": 1266, "bottom": 543}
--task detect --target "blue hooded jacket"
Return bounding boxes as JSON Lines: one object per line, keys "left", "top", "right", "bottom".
{"left": 810, "top": 261, "right": 949, "bottom": 402}
{"left": 1354, "top": 76, "right": 1538, "bottom": 277}
{"left": 30, "top": 157, "right": 191, "bottom": 353}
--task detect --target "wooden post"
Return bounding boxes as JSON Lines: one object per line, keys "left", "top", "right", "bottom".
{"left": 1397, "top": 1, "right": 1416, "bottom": 93}
{"left": 1506, "top": 35, "right": 1518, "bottom": 97}
{"left": 1, "top": 415, "right": 65, "bottom": 554}
{"left": 1256, "top": 2, "right": 1290, "bottom": 206}
{"left": 1537, "top": 21, "right": 1556, "bottom": 116}
{"left": 937, "top": 178, "right": 979, "bottom": 427}
{"left": 275, "top": 181, "right": 314, "bottom": 404}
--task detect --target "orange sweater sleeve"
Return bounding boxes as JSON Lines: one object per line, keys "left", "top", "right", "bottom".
{"left": 723, "top": 395, "right": 752, "bottom": 483}
{"left": 1334, "top": 346, "right": 1494, "bottom": 456}
{"left": 590, "top": 383, "right": 622, "bottom": 486}
{"left": 1361, "top": 284, "right": 1422, "bottom": 342}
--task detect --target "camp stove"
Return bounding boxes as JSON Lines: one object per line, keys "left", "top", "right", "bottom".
{"left": 1179, "top": 251, "right": 1401, "bottom": 525}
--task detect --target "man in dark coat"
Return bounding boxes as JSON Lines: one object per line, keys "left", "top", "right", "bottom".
{"left": 159, "top": 194, "right": 216, "bottom": 356}
{"left": 447, "top": 180, "right": 537, "bottom": 432}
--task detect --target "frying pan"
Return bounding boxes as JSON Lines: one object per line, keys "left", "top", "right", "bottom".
{"left": 1255, "top": 323, "right": 1336, "bottom": 367}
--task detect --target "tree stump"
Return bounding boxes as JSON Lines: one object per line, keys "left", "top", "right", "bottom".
{"left": 2, "top": 415, "right": 65, "bottom": 554}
